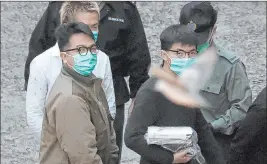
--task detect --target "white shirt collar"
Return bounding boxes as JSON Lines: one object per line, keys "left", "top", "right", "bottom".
{"left": 51, "top": 42, "right": 60, "bottom": 57}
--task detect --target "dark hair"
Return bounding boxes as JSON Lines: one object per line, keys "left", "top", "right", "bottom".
{"left": 160, "top": 24, "right": 198, "bottom": 51}
{"left": 54, "top": 22, "right": 94, "bottom": 51}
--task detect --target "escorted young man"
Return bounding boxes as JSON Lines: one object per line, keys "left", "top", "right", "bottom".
{"left": 39, "top": 22, "right": 118, "bottom": 164}
{"left": 24, "top": 2, "right": 151, "bottom": 161}
{"left": 124, "top": 24, "right": 225, "bottom": 164}
{"left": 26, "top": 2, "right": 115, "bottom": 139}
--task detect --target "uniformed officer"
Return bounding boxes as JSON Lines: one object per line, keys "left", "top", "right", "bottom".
{"left": 24, "top": 1, "right": 151, "bottom": 163}
{"left": 179, "top": 2, "right": 253, "bottom": 160}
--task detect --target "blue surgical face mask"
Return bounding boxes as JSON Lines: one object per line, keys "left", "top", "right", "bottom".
{"left": 163, "top": 51, "right": 196, "bottom": 75}
{"left": 92, "top": 31, "right": 98, "bottom": 42}
{"left": 68, "top": 52, "right": 97, "bottom": 76}
{"left": 170, "top": 58, "right": 196, "bottom": 75}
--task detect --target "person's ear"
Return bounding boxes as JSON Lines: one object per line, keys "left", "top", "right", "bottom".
{"left": 60, "top": 52, "right": 68, "bottom": 64}
{"left": 160, "top": 50, "right": 169, "bottom": 61}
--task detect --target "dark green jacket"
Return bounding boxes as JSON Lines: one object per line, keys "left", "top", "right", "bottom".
{"left": 200, "top": 43, "right": 252, "bottom": 135}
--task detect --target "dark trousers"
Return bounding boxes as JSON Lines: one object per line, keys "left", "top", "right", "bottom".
{"left": 213, "top": 132, "right": 233, "bottom": 160}
{"left": 113, "top": 104, "right": 125, "bottom": 164}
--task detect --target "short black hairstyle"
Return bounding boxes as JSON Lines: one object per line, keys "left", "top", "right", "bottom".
{"left": 160, "top": 24, "right": 198, "bottom": 51}
{"left": 54, "top": 22, "right": 94, "bottom": 51}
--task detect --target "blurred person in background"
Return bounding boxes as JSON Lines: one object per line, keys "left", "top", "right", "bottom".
{"left": 24, "top": 2, "right": 151, "bottom": 162}
{"left": 179, "top": 1, "right": 252, "bottom": 160}
{"left": 39, "top": 22, "right": 118, "bottom": 164}
{"left": 228, "top": 86, "right": 266, "bottom": 164}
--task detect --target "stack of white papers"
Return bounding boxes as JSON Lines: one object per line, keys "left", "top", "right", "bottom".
{"left": 145, "top": 126, "right": 206, "bottom": 164}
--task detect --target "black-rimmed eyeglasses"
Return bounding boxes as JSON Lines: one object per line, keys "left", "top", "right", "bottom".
{"left": 167, "top": 49, "right": 197, "bottom": 58}
{"left": 62, "top": 44, "right": 99, "bottom": 56}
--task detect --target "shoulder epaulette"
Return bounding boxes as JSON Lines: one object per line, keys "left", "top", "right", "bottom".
{"left": 216, "top": 44, "right": 239, "bottom": 64}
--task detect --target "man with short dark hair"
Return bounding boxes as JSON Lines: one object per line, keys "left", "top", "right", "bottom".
{"left": 179, "top": 2, "right": 252, "bottom": 159}
{"left": 26, "top": 1, "right": 115, "bottom": 140}
{"left": 39, "top": 22, "right": 118, "bottom": 164}
{"left": 124, "top": 24, "right": 226, "bottom": 164}
{"left": 24, "top": 3, "right": 151, "bottom": 161}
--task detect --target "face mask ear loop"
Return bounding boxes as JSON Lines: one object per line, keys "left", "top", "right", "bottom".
{"left": 161, "top": 50, "right": 172, "bottom": 67}
{"left": 63, "top": 52, "right": 75, "bottom": 69}
{"left": 208, "top": 26, "right": 216, "bottom": 45}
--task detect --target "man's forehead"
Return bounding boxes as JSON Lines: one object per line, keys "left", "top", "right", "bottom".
{"left": 69, "top": 33, "right": 94, "bottom": 43}
{"left": 171, "top": 42, "right": 196, "bottom": 50}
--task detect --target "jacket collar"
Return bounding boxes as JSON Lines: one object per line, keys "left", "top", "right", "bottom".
{"left": 100, "top": 2, "right": 113, "bottom": 21}
{"left": 61, "top": 63, "right": 101, "bottom": 87}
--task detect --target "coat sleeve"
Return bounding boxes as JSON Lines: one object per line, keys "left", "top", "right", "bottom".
{"left": 124, "top": 89, "right": 174, "bottom": 164}
{"left": 24, "top": 2, "right": 61, "bottom": 90}
{"left": 102, "top": 56, "right": 116, "bottom": 119}
{"left": 25, "top": 58, "right": 48, "bottom": 136}
{"left": 228, "top": 87, "right": 266, "bottom": 164}
{"left": 124, "top": 3, "right": 151, "bottom": 98}
{"left": 195, "top": 109, "right": 226, "bottom": 164}
{"left": 108, "top": 121, "right": 119, "bottom": 164}
{"left": 211, "top": 61, "right": 252, "bottom": 134}
{"left": 56, "top": 95, "right": 103, "bottom": 164}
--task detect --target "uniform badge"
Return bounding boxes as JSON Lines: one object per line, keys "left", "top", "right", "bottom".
{"left": 108, "top": 17, "right": 124, "bottom": 23}
{"left": 187, "top": 21, "right": 197, "bottom": 32}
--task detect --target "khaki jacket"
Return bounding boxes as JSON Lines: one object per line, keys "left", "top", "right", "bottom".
{"left": 39, "top": 65, "right": 118, "bottom": 164}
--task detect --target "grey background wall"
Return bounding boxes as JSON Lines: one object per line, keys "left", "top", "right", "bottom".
{"left": 1, "top": 2, "right": 266, "bottom": 164}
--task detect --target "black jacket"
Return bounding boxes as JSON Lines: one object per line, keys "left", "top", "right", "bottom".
{"left": 124, "top": 77, "right": 226, "bottom": 164}
{"left": 24, "top": 1, "right": 151, "bottom": 105}
{"left": 228, "top": 87, "right": 267, "bottom": 164}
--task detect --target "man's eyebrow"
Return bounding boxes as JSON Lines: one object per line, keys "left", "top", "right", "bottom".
{"left": 189, "top": 48, "right": 197, "bottom": 51}
{"left": 76, "top": 44, "right": 86, "bottom": 47}
{"left": 91, "top": 23, "right": 99, "bottom": 26}
{"left": 76, "top": 43, "right": 95, "bottom": 48}
{"left": 174, "top": 48, "right": 197, "bottom": 52}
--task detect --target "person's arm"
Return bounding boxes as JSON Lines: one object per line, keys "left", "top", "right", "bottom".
{"left": 124, "top": 89, "right": 174, "bottom": 164}
{"left": 102, "top": 56, "right": 116, "bottom": 119}
{"left": 195, "top": 109, "right": 226, "bottom": 164}
{"left": 56, "top": 95, "right": 103, "bottom": 164}
{"left": 124, "top": 3, "right": 151, "bottom": 99}
{"left": 228, "top": 87, "right": 266, "bottom": 164}
{"left": 26, "top": 59, "right": 48, "bottom": 135}
{"left": 211, "top": 61, "right": 252, "bottom": 134}
{"left": 24, "top": 2, "right": 61, "bottom": 90}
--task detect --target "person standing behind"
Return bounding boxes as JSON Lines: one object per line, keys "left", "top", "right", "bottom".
{"left": 24, "top": 2, "right": 151, "bottom": 161}
{"left": 26, "top": 1, "right": 115, "bottom": 139}
{"left": 178, "top": 2, "right": 252, "bottom": 160}
{"left": 39, "top": 22, "right": 118, "bottom": 164}
{"left": 228, "top": 87, "right": 267, "bottom": 164}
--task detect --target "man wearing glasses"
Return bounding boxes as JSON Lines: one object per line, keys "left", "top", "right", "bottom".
{"left": 24, "top": 2, "right": 150, "bottom": 161}
{"left": 26, "top": 1, "right": 116, "bottom": 140}
{"left": 124, "top": 24, "right": 226, "bottom": 164}
{"left": 39, "top": 22, "right": 118, "bottom": 164}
